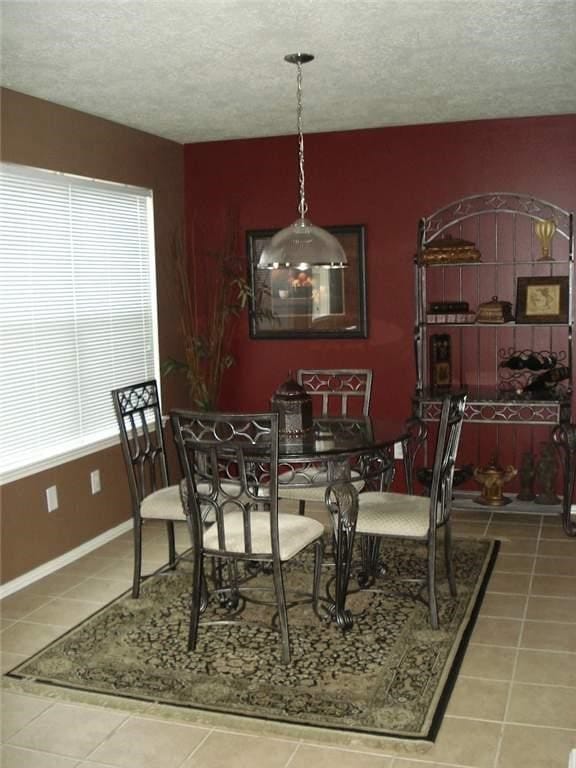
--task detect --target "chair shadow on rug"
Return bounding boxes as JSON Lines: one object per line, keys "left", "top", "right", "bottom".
{"left": 170, "top": 409, "right": 325, "bottom": 664}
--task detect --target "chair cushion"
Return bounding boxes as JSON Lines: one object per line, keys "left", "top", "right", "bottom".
{"left": 203, "top": 511, "right": 324, "bottom": 560}
{"left": 140, "top": 485, "right": 186, "bottom": 520}
{"left": 356, "top": 491, "right": 430, "bottom": 537}
{"left": 278, "top": 469, "right": 365, "bottom": 502}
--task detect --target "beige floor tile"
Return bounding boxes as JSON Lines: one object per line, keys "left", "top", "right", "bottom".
{"left": 507, "top": 682, "right": 576, "bottom": 729}
{"left": 93, "top": 540, "right": 133, "bottom": 558}
{"left": 452, "top": 522, "right": 489, "bottom": 537}
{"left": 1, "top": 617, "right": 16, "bottom": 630}
{"left": 487, "top": 523, "right": 540, "bottom": 539}
{"left": 493, "top": 554, "right": 534, "bottom": 574}
{"left": 25, "top": 597, "right": 102, "bottom": 628}
{"left": 24, "top": 571, "right": 91, "bottom": 597}
{"left": 470, "top": 617, "right": 522, "bottom": 647}
{"left": 458, "top": 644, "right": 517, "bottom": 680}
{"left": 0, "top": 745, "right": 79, "bottom": 768}
{"left": 58, "top": 577, "right": 128, "bottom": 603}
{"left": 446, "top": 677, "right": 509, "bottom": 720}
{"left": 1, "top": 651, "right": 28, "bottom": 674}
{"left": 7, "top": 703, "right": 128, "bottom": 759}
{"left": 526, "top": 595, "right": 576, "bottom": 622}
{"left": 498, "top": 538, "right": 537, "bottom": 556}
{"left": 497, "top": 724, "right": 576, "bottom": 768}
{"left": 480, "top": 593, "right": 527, "bottom": 619}
{"left": 535, "top": 557, "right": 576, "bottom": 577}
{"left": 89, "top": 715, "right": 210, "bottom": 767}
{"left": 283, "top": 743, "right": 393, "bottom": 768}
{"left": 493, "top": 512, "right": 542, "bottom": 525}
{"left": 0, "top": 622, "right": 65, "bottom": 655}
{"left": 0, "top": 592, "right": 53, "bottom": 620}
{"left": 540, "top": 525, "right": 571, "bottom": 540}
{"left": 531, "top": 574, "right": 576, "bottom": 597}
{"left": 390, "top": 761, "right": 455, "bottom": 768}
{"left": 415, "top": 717, "right": 501, "bottom": 767}
{"left": 486, "top": 572, "right": 531, "bottom": 594}
{"left": 0, "top": 692, "right": 53, "bottom": 740}
{"left": 93, "top": 560, "right": 141, "bottom": 580}
{"left": 515, "top": 649, "right": 576, "bottom": 687}
{"left": 452, "top": 508, "right": 492, "bottom": 520}
{"left": 521, "top": 620, "right": 576, "bottom": 653}
{"left": 538, "top": 539, "right": 576, "bottom": 557}
{"left": 76, "top": 763, "right": 119, "bottom": 767}
{"left": 181, "top": 729, "right": 296, "bottom": 768}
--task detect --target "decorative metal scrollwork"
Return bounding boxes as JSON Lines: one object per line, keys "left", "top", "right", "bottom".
{"left": 552, "top": 424, "right": 576, "bottom": 537}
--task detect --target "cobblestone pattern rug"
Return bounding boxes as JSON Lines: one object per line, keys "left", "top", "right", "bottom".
{"left": 7, "top": 536, "right": 498, "bottom": 742}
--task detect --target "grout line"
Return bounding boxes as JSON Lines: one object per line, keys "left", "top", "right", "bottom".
{"left": 491, "top": 513, "right": 544, "bottom": 767}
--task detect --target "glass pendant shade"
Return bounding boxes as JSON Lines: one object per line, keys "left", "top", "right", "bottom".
{"left": 258, "top": 217, "right": 347, "bottom": 269}
{"left": 257, "top": 52, "right": 347, "bottom": 270}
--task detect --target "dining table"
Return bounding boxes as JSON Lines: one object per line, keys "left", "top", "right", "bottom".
{"left": 275, "top": 415, "right": 415, "bottom": 629}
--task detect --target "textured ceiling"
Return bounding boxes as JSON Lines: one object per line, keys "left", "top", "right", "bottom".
{"left": 1, "top": 0, "right": 575, "bottom": 144}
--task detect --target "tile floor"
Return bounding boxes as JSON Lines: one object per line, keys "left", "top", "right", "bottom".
{"left": 1, "top": 504, "right": 576, "bottom": 768}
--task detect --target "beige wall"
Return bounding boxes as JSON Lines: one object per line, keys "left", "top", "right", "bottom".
{"left": 0, "top": 88, "right": 187, "bottom": 584}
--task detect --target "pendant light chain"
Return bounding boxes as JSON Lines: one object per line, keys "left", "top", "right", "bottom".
{"left": 296, "top": 60, "right": 308, "bottom": 219}
{"left": 256, "top": 52, "right": 347, "bottom": 269}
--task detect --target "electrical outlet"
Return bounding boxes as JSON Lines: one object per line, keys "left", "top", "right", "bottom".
{"left": 46, "top": 485, "right": 58, "bottom": 512}
{"left": 90, "top": 469, "right": 101, "bottom": 494}
{"left": 393, "top": 442, "right": 403, "bottom": 460}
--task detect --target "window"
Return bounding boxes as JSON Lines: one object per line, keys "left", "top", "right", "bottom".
{"left": 0, "top": 163, "right": 159, "bottom": 483}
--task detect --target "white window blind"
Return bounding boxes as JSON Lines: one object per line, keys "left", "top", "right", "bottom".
{"left": 0, "top": 163, "right": 159, "bottom": 483}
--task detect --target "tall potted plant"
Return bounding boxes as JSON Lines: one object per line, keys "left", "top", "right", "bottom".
{"left": 162, "top": 215, "right": 250, "bottom": 410}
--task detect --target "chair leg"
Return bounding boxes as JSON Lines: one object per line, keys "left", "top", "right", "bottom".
{"left": 298, "top": 499, "right": 306, "bottom": 516}
{"left": 312, "top": 538, "right": 324, "bottom": 615}
{"left": 359, "top": 535, "right": 382, "bottom": 586}
{"left": 166, "top": 520, "right": 177, "bottom": 569}
{"left": 444, "top": 522, "right": 457, "bottom": 597}
{"left": 427, "top": 534, "right": 439, "bottom": 629}
{"left": 188, "top": 546, "right": 204, "bottom": 652}
{"left": 272, "top": 558, "right": 291, "bottom": 664}
{"left": 132, "top": 517, "right": 143, "bottom": 598}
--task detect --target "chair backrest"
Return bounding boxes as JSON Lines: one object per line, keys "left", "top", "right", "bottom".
{"left": 297, "top": 368, "right": 373, "bottom": 416}
{"left": 111, "top": 380, "right": 170, "bottom": 507}
{"left": 429, "top": 393, "right": 467, "bottom": 526}
{"left": 170, "top": 410, "right": 279, "bottom": 557}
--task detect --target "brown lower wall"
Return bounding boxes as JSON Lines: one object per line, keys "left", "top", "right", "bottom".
{"left": 0, "top": 89, "right": 187, "bottom": 584}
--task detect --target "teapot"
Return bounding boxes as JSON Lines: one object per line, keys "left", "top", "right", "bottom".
{"left": 473, "top": 456, "right": 517, "bottom": 506}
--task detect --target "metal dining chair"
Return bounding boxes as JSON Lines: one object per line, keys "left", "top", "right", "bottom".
{"left": 328, "top": 393, "right": 467, "bottom": 629}
{"left": 111, "top": 379, "right": 187, "bottom": 598}
{"left": 278, "top": 368, "right": 373, "bottom": 514}
{"left": 170, "top": 409, "right": 325, "bottom": 664}
{"left": 552, "top": 422, "right": 576, "bottom": 537}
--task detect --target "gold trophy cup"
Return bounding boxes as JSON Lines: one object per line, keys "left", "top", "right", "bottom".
{"left": 534, "top": 218, "right": 557, "bottom": 261}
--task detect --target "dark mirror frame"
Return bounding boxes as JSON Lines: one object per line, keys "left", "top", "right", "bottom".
{"left": 246, "top": 224, "right": 368, "bottom": 340}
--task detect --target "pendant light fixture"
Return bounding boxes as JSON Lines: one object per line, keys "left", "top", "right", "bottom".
{"left": 257, "top": 53, "right": 347, "bottom": 270}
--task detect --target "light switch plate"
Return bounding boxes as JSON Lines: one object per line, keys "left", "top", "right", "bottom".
{"left": 46, "top": 485, "right": 58, "bottom": 512}
{"left": 90, "top": 470, "right": 101, "bottom": 494}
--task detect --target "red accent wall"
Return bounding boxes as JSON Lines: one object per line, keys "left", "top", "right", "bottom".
{"left": 184, "top": 115, "right": 576, "bottom": 420}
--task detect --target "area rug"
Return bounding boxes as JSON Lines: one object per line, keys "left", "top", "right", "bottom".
{"left": 6, "top": 536, "right": 498, "bottom": 743}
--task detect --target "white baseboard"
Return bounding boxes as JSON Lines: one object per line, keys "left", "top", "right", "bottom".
{"left": 0, "top": 519, "right": 133, "bottom": 600}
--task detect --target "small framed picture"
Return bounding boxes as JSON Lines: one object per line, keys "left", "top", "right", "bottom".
{"left": 515, "top": 276, "right": 569, "bottom": 324}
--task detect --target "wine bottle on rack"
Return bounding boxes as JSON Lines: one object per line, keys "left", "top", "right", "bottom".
{"left": 523, "top": 366, "right": 570, "bottom": 392}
